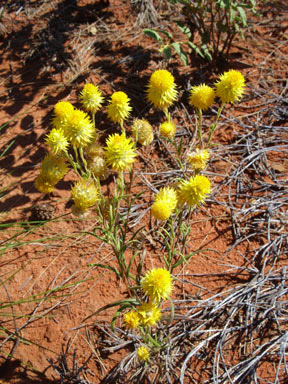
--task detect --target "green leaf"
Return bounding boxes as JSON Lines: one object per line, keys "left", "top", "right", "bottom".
{"left": 187, "top": 41, "right": 205, "bottom": 59}
{"left": 201, "top": 44, "right": 212, "bottom": 62}
{"left": 88, "top": 263, "right": 121, "bottom": 277}
{"left": 143, "top": 29, "right": 162, "bottom": 43}
{"left": 171, "top": 42, "right": 188, "bottom": 65}
{"left": 162, "top": 46, "right": 172, "bottom": 60}
{"left": 175, "top": 20, "right": 191, "bottom": 39}
{"left": 161, "top": 30, "right": 173, "bottom": 40}
{"left": 237, "top": 6, "right": 247, "bottom": 27}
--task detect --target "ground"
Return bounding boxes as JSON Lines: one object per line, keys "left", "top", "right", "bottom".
{"left": 0, "top": 1, "right": 287, "bottom": 383}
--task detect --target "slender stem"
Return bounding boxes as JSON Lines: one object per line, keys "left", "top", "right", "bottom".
{"left": 206, "top": 102, "right": 225, "bottom": 146}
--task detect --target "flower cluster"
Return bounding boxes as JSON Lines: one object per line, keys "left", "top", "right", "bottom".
{"left": 147, "top": 69, "right": 178, "bottom": 112}
{"left": 151, "top": 187, "right": 178, "bottom": 221}
{"left": 123, "top": 268, "right": 173, "bottom": 362}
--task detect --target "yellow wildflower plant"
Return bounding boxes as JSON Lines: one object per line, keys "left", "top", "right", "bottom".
{"left": 151, "top": 187, "right": 177, "bottom": 221}
{"left": 187, "top": 148, "right": 210, "bottom": 171}
{"left": 177, "top": 175, "right": 211, "bottom": 207}
{"left": 131, "top": 119, "right": 154, "bottom": 146}
{"left": 66, "top": 109, "right": 95, "bottom": 148}
{"left": 147, "top": 69, "right": 178, "bottom": 111}
{"left": 189, "top": 84, "right": 215, "bottom": 111}
{"left": 85, "top": 141, "right": 104, "bottom": 160}
{"left": 52, "top": 101, "right": 74, "bottom": 130}
{"left": 34, "top": 175, "right": 55, "bottom": 194}
{"left": 79, "top": 83, "right": 104, "bottom": 114}
{"left": 141, "top": 268, "right": 173, "bottom": 303}
{"left": 137, "top": 346, "right": 150, "bottom": 362}
{"left": 45, "top": 128, "right": 69, "bottom": 155}
{"left": 123, "top": 310, "right": 140, "bottom": 330}
{"left": 40, "top": 154, "right": 68, "bottom": 184}
{"left": 137, "top": 302, "right": 161, "bottom": 327}
{"left": 215, "top": 70, "right": 245, "bottom": 104}
{"left": 71, "top": 178, "right": 99, "bottom": 213}
{"left": 159, "top": 120, "right": 176, "bottom": 139}
{"left": 104, "top": 132, "right": 137, "bottom": 172}
{"left": 107, "top": 91, "right": 132, "bottom": 125}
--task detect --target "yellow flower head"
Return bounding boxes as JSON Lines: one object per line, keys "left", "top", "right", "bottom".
{"left": 71, "top": 178, "right": 99, "bottom": 212}
{"left": 107, "top": 91, "right": 132, "bottom": 125}
{"left": 137, "top": 346, "right": 150, "bottom": 362}
{"left": 52, "top": 101, "right": 74, "bottom": 130}
{"left": 177, "top": 175, "right": 211, "bottom": 207}
{"left": 40, "top": 154, "right": 68, "bottom": 184}
{"left": 137, "top": 302, "right": 161, "bottom": 327}
{"left": 66, "top": 109, "right": 94, "bottom": 148}
{"left": 159, "top": 120, "right": 176, "bottom": 139}
{"left": 147, "top": 69, "right": 178, "bottom": 110}
{"left": 104, "top": 132, "right": 137, "bottom": 172}
{"left": 88, "top": 156, "right": 109, "bottom": 180}
{"left": 123, "top": 310, "right": 140, "bottom": 330}
{"left": 189, "top": 84, "right": 215, "bottom": 110}
{"left": 141, "top": 268, "right": 173, "bottom": 302}
{"left": 187, "top": 148, "right": 210, "bottom": 171}
{"left": 131, "top": 119, "right": 154, "bottom": 146}
{"left": 79, "top": 83, "right": 104, "bottom": 114}
{"left": 215, "top": 70, "right": 245, "bottom": 103}
{"left": 34, "top": 175, "right": 55, "bottom": 194}
{"left": 151, "top": 187, "right": 177, "bottom": 221}
{"left": 45, "top": 128, "right": 69, "bottom": 155}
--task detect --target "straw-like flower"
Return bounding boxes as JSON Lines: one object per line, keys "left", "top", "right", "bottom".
{"left": 88, "top": 156, "right": 109, "bottom": 180}
{"left": 151, "top": 187, "right": 177, "bottom": 221}
{"left": 71, "top": 178, "right": 99, "bottom": 212}
{"left": 177, "top": 175, "right": 211, "bottom": 207}
{"left": 85, "top": 142, "right": 104, "bottom": 160}
{"left": 107, "top": 91, "right": 132, "bottom": 125}
{"left": 123, "top": 311, "right": 140, "bottom": 330}
{"left": 215, "top": 70, "right": 245, "bottom": 103}
{"left": 187, "top": 148, "right": 210, "bottom": 171}
{"left": 79, "top": 83, "right": 104, "bottom": 114}
{"left": 131, "top": 119, "right": 154, "bottom": 146}
{"left": 159, "top": 120, "right": 176, "bottom": 139}
{"left": 104, "top": 132, "right": 137, "bottom": 172}
{"left": 189, "top": 84, "right": 215, "bottom": 110}
{"left": 52, "top": 101, "right": 74, "bottom": 130}
{"left": 34, "top": 175, "right": 55, "bottom": 193}
{"left": 66, "top": 109, "right": 94, "bottom": 148}
{"left": 147, "top": 69, "right": 178, "bottom": 110}
{"left": 141, "top": 268, "right": 173, "bottom": 302}
{"left": 137, "top": 303, "right": 161, "bottom": 327}
{"left": 45, "top": 128, "right": 69, "bottom": 155}
{"left": 137, "top": 346, "right": 150, "bottom": 362}
{"left": 40, "top": 154, "right": 68, "bottom": 184}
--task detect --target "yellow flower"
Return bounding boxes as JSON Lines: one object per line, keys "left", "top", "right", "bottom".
{"left": 137, "top": 346, "right": 150, "bottom": 362}
{"left": 79, "top": 83, "right": 104, "bottom": 114}
{"left": 131, "top": 119, "right": 154, "bottom": 146}
{"left": 34, "top": 175, "right": 55, "bottom": 193}
{"left": 88, "top": 156, "right": 109, "bottom": 180}
{"left": 52, "top": 101, "right": 74, "bottom": 130}
{"left": 66, "top": 109, "right": 94, "bottom": 148}
{"left": 147, "top": 69, "right": 178, "bottom": 111}
{"left": 189, "top": 84, "right": 215, "bottom": 110}
{"left": 40, "top": 154, "right": 68, "bottom": 184}
{"left": 85, "top": 142, "right": 104, "bottom": 160}
{"left": 71, "top": 178, "right": 99, "bottom": 212}
{"left": 137, "top": 303, "right": 161, "bottom": 327}
{"left": 159, "top": 120, "right": 176, "bottom": 139}
{"left": 151, "top": 187, "right": 177, "bottom": 220}
{"left": 45, "top": 128, "right": 69, "bottom": 155}
{"left": 177, "top": 175, "right": 211, "bottom": 207}
{"left": 104, "top": 132, "right": 137, "bottom": 172}
{"left": 141, "top": 268, "right": 173, "bottom": 302}
{"left": 187, "top": 148, "right": 210, "bottom": 171}
{"left": 123, "top": 311, "right": 140, "bottom": 330}
{"left": 215, "top": 70, "right": 245, "bottom": 103}
{"left": 107, "top": 91, "right": 132, "bottom": 125}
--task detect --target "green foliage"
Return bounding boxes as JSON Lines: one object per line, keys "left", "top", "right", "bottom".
{"left": 144, "top": 0, "right": 258, "bottom": 64}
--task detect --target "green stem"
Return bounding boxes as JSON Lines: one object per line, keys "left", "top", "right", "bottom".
{"left": 206, "top": 102, "right": 225, "bottom": 146}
